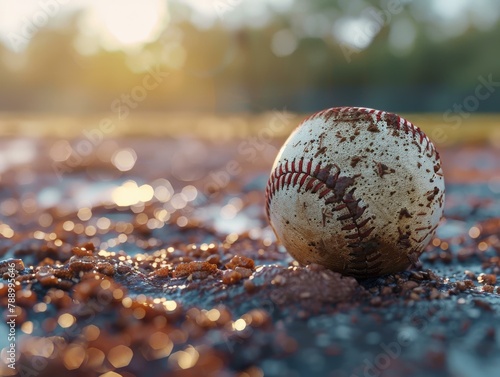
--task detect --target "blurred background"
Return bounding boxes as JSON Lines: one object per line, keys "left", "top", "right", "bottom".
{"left": 0, "top": 0, "right": 499, "bottom": 114}
{"left": 2, "top": 3, "right": 500, "bottom": 376}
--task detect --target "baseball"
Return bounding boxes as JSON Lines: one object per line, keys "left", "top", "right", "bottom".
{"left": 265, "top": 107, "right": 445, "bottom": 278}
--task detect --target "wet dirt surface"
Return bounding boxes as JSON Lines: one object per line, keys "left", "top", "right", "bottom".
{"left": 0, "top": 137, "right": 499, "bottom": 377}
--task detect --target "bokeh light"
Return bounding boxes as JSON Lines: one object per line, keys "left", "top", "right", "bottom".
{"left": 77, "top": 0, "right": 169, "bottom": 51}
{"left": 112, "top": 181, "right": 154, "bottom": 207}
{"left": 112, "top": 148, "right": 137, "bottom": 172}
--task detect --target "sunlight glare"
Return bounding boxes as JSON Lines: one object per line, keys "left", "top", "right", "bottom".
{"left": 84, "top": 0, "right": 168, "bottom": 51}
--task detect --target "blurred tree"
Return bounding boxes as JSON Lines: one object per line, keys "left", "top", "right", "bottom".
{"left": 0, "top": 2, "right": 499, "bottom": 113}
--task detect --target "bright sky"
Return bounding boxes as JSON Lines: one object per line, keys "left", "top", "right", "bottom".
{"left": 0, "top": 0, "right": 497, "bottom": 53}
{"left": 0, "top": 0, "right": 169, "bottom": 52}
{"left": 0, "top": 0, "right": 294, "bottom": 52}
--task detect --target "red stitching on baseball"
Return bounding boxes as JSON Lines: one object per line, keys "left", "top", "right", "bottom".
{"left": 266, "top": 159, "right": 381, "bottom": 277}
{"left": 303, "top": 107, "right": 439, "bottom": 160}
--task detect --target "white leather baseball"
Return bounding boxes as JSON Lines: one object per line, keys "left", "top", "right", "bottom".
{"left": 265, "top": 107, "right": 445, "bottom": 278}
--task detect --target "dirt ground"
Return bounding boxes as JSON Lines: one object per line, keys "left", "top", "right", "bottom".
{"left": 0, "top": 114, "right": 499, "bottom": 377}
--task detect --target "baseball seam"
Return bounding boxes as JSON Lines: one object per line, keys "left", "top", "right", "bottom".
{"left": 306, "top": 107, "right": 439, "bottom": 160}
{"left": 266, "top": 158, "right": 383, "bottom": 277}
